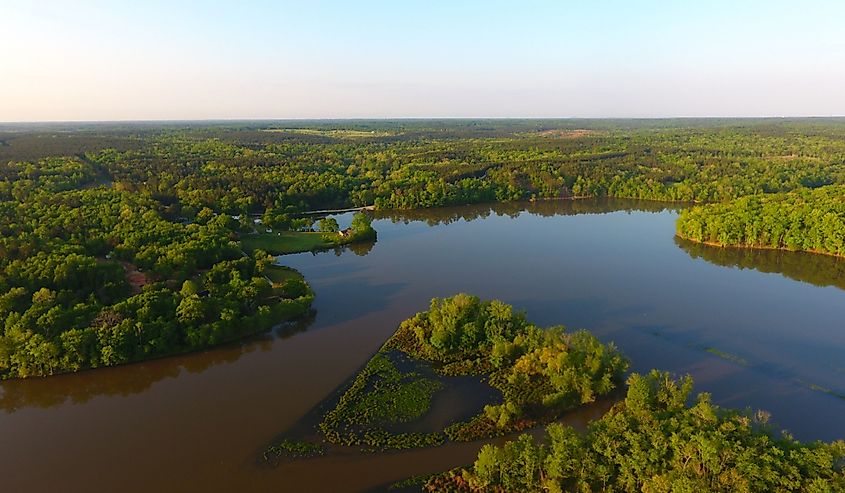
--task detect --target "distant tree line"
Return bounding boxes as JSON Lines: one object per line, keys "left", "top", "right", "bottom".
{"left": 14, "top": 121, "right": 839, "bottom": 217}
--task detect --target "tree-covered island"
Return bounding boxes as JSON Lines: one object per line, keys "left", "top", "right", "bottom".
{"left": 265, "top": 294, "right": 627, "bottom": 458}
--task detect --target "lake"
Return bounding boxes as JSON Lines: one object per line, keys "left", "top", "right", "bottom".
{"left": 2, "top": 198, "right": 845, "bottom": 492}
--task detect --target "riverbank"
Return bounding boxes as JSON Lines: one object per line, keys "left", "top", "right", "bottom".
{"left": 297, "top": 205, "right": 376, "bottom": 216}
{"left": 675, "top": 233, "right": 845, "bottom": 260}
{"left": 241, "top": 230, "right": 376, "bottom": 255}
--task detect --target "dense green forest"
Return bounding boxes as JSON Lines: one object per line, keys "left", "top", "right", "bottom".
{"left": 677, "top": 185, "right": 845, "bottom": 256}
{"left": 0, "top": 157, "right": 314, "bottom": 378}
{"left": 4, "top": 119, "right": 845, "bottom": 215}
{"left": 420, "top": 371, "right": 845, "bottom": 492}
{"left": 2, "top": 119, "right": 845, "bottom": 377}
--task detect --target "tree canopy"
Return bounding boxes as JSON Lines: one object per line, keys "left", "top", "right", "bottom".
{"left": 0, "top": 157, "right": 313, "bottom": 378}
{"left": 677, "top": 185, "right": 845, "bottom": 256}
{"left": 425, "top": 371, "right": 845, "bottom": 492}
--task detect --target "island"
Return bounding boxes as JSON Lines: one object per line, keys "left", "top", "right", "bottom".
{"left": 264, "top": 294, "right": 627, "bottom": 459}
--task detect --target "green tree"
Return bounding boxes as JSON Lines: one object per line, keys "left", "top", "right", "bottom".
{"left": 318, "top": 217, "right": 340, "bottom": 233}
{"left": 176, "top": 296, "right": 205, "bottom": 324}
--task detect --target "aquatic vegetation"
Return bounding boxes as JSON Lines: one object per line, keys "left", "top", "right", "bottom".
{"left": 263, "top": 439, "right": 325, "bottom": 462}
{"left": 704, "top": 346, "right": 749, "bottom": 366}
{"left": 319, "top": 352, "right": 445, "bottom": 449}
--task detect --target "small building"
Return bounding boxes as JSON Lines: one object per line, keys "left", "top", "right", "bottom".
{"left": 339, "top": 228, "right": 353, "bottom": 238}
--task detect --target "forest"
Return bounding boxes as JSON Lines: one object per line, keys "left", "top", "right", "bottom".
{"left": 676, "top": 185, "right": 845, "bottom": 256}
{"left": 0, "top": 156, "right": 314, "bottom": 378}
{"left": 2, "top": 120, "right": 845, "bottom": 491}
{"left": 4, "top": 119, "right": 845, "bottom": 216}
{"left": 2, "top": 118, "right": 845, "bottom": 378}
{"left": 420, "top": 370, "right": 845, "bottom": 492}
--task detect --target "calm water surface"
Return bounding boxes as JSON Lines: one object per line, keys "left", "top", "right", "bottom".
{"left": 3, "top": 199, "right": 845, "bottom": 492}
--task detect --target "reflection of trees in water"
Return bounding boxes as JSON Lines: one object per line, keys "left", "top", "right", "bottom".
{"left": 373, "top": 198, "right": 677, "bottom": 227}
{"left": 676, "top": 237, "right": 845, "bottom": 291}
{"left": 0, "top": 311, "right": 316, "bottom": 412}
{"left": 307, "top": 239, "right": 378, "bottom": 257}
{"left": 333, "top": 240, "right": 376, "bottom": 257}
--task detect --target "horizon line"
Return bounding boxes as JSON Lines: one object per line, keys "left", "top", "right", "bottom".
{"left": 3, "top": 115, "right": 845, "bottom": 125}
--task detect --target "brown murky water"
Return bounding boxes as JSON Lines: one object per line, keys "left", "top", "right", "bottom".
{"left": 3, "top": 198, "right": 845, "bottom": 492}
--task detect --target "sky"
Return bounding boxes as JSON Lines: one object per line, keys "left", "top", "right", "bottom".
{"left": 1, "top": 0, "right": 844, "bottom": 121}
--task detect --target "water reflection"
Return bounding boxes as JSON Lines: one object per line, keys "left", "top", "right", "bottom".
{"left": 0, "top": 312, "right": 315, "bottom": 412}
{"left": 345, "top": 239, "right": 377, "bottom": 256}
{"left": 373, "top": 197, "right": 677, "bottom": 226}
{"left": 307, "top": 239, "right": 378, "bottom": 257}
{"left": 676, "top": 237, "right": 845, "bottom": 291}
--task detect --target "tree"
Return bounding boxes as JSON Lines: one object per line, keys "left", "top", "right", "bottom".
{"left": 350, "top": 212, "right": 376, "bottom": 239}
{"left": 318, "top": 217, "right": 340, "bottom": 233}
{"left": 444, "top": 371, "right": 845, "bottom": 492}
{"left": 176, "top": 296, "right": 205, "bottom": 324}
{"left": 281, "top": 278, "right": 309, "bottom": 298}
{"left": 180, "top": 279, "right": 200, "bottom": 297}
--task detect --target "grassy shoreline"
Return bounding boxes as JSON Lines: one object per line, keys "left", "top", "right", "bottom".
{"left": 241, "top": 231, "right": 343, "bottom": 255}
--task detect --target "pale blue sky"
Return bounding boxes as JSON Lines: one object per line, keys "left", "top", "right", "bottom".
{"left": 1, "top": 0, "right": 844, "bottom": 121}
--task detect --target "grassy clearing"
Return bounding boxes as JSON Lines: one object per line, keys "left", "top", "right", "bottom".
{"left": 263, "top": 265, "right": 310, "bottom": 299}
{"left": 241, "top": 231, "right": 338, "bottom": 255}
{"left": 262, "top": 128, "right": 398, "bottom": 138}
{"left": 264, "top": 265, "right": 303, "bottom": 284}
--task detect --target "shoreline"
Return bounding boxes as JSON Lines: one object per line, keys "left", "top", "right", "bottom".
{"left": 0, "top": 275, "right": 315, "bottom": 381}
{"left": 296, "top": 205, "right": 375, "bottom": 216}
{"left": 376, "top": 194, "right": 698, "bottom": 213}
{"left": 675, "top": 233, "right": 845, "bottom": 260}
